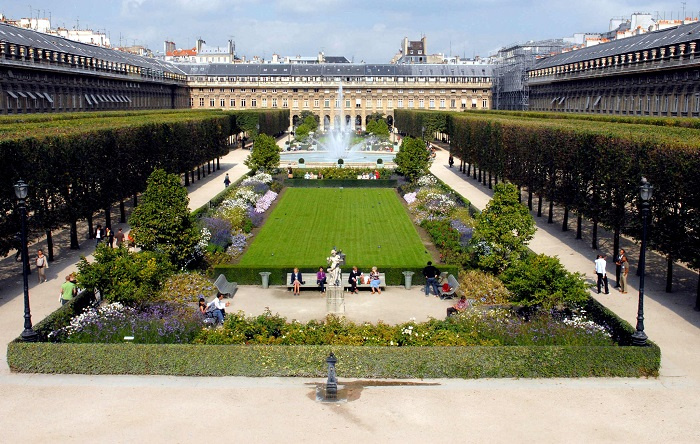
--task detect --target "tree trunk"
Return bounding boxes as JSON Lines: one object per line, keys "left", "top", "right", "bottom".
{"left": 191, "top": 170, "right": 195, "bottom": 183}
{"left": 217, "top": 157, "right": 220, "bottom": 170}
{"left": 562, "top": 207, "right": 569, "bottom": 231}
{"left": 133, "top": 193, "right": 138, "bottom": 208}
{"left": 184, "top": 172, "right": 190, "bottom": 186}
{"left": 613, "top": 226, "right": 620, "bottom": 266}
{"left": 207, "top": 161, "right": 211, "bottom": 174}
{"left": 70, "top": 219, "right": 80, "bottom": 249}
{"left": 528, "top": 188, "right": 533, "bottom": 211}
{"left": 592, "top": 220, "right": 598, "bottom": 250}
{"left": 87, "top": 214, "right": 94, "bottom": 239}
{"left": 666, "top": 255, "right": 673, "bottom": 293}
{"left": 494, "top": 174, "right": 498, "bottom": 186}
{"left": 466, "top": 163, "right": 471, "bottom": 175}
{"left": 537, "top": 195, "right": 543, "bottom": 217}
{"left": 548, "top": 199, "right": 554, "bottom": 223}
{"left": 46, "top": 229, "right": 54, "bottom": 261}
{"left": 472, "top": 165, "right": 477, "bottom": 180}
{"left": 695, "top": 273, "right": 700, "bottom": 311}
{"left": 482, "top": 170, "right": 487, "bottom": 186}
{"left": 477, "top": 168, "right": 482, "bottom": 183}
{"left": 488, "top": 171, "right": 492, "bottom": 189}
{"left": 119, "top": 200, "right": 126, "bottom": 223}
{"left": 576, "top": 213, "right": 582, "bottom": 239}
{"left": 104, "top": 207, "right": 111, "bottom": 229}
{"left": 197, "top": 167, "right": 201, "bottom": 180}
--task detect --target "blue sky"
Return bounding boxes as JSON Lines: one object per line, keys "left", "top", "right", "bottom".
{"left": 1, "top": 1, "right": 697, "bottom": 62}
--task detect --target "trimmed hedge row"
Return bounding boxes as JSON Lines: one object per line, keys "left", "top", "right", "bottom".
{"left": 7, "top": 341, "right": 659, "bottom": 377}
{"left": 212, "top": 265, "right": 461, "bottom": 286}
{"left": 284, "top": 179, "right": 399, "bottom": 188}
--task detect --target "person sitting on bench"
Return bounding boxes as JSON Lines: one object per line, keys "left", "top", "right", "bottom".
{"left": 291, "top": 267, "right": 304, "bottom": 296}
{"left": 316, "top": 267, "right": 327, "bottom": 293}
{"left": 206, "top": 293, "right": 230, "bottom": 324}
{"left": 446, "top": 296, "right": 469, "bottom": 317}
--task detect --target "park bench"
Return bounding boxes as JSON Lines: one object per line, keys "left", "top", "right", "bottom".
{"left": 214, "top": 274, "right": 237, "bottom": 297}
{"left": 285, "top": 272, "right": 386, "bottom": 292}
{"left": 439, "top": 274, "right": 459, "bottom": 300}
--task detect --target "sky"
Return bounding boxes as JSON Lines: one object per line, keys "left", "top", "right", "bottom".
{"left": 1, "top": 1, "right": 698, "bottom": 62}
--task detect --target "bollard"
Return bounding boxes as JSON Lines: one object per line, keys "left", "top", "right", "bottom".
{"left": 326, "top": 352, "right": 338, "bottom": 399}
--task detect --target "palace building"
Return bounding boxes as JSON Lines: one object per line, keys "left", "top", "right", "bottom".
{"left": 528, "top": 21, "right": 700, "bottom": 117}
{"left": 0, "top": 21, "right": 492, "bottom": 126}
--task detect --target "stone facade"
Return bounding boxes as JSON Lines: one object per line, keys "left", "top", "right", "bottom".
{"left": 528, "top": 22, "right": 700, "bottom": 117}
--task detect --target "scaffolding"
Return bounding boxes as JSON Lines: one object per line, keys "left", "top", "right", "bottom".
{"left": 493, "top": 39, "right": 568, "bottom": 110}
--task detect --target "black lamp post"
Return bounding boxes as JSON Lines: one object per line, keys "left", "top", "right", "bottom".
{"left": 631, "top": 177, "right": 653, "bottom": 346}
{"left": 14, "top": 179, "right": 38, "bottom": 342}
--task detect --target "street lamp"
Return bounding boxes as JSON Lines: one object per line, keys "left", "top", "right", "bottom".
{"left": 631, "top": 177, "right": 653, "bottom": 346}
{"left": 14, "top": 179, "right": 38, "bottom": 342}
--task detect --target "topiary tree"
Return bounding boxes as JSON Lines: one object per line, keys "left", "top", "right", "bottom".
{"left": 500, "top": 254, "right": 589, "bottom": 309}
{"left": 394, "top": 137, "right": 430, "bottom": 182}
{"left": 244, "top": 134, "right": 280, "bottom": 173}
{"left": 471, "top": 183, "right": 536, "bottom": 272}
{"left": 129, "top": 169, "right": 200, "bottom": 267}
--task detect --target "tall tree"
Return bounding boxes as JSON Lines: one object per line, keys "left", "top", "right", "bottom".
{"left": 244, "top": 134, "right": 281, "bottom": 173}
{"left": 394, "top": 137, "right": 430, "bottom": 182}
{"left": 128, "top": 169, "right": 200, "bottom": 268}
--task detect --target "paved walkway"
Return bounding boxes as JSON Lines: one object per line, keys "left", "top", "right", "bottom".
{"left": 1, "top": 146, "right": 700, "bottom": 443}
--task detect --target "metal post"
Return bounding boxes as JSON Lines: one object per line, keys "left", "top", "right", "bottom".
{"left": 15, "top": 180, "right": 38, "bottom": 342}
{"left": 631, "top": 178, "right": 652, "bottom": 346}
{"left": 326, "top": 352, "right": 338, "bottom": 398}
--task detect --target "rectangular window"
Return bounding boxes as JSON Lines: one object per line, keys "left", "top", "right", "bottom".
{"left": 261, "top": 98, "right": 267, "bottom": 107}
{"left": 293, "top": 99, "right": 298, "bottom": 108}
{"left": 190, "top": 97, "right": 194, "bottom": 107}
{"left": 366, "top": 99, "right": 372, "bottom": 107}
{"left": 408, "top": 99, "right": 414, "bottom": 108}
{"left": 220, "top": 99, "right": 225, "bottom": 107}
{"left": 304, "top": 100, "right": 309, "bottom": 108}
{"left": 439, "top": 99, "right": 445, "bottom": 108}
{"left": 241, "top": 99, "right": 246, "bottom": 107}
{"left": 272, "top": 98, "right": 278, "bottom": 107}
{"left": 429, "top": 99, "right": 435, "bottom": 108}
{"left": 282, "top": 99, "right": 288, "bottom": 108}
{"left": 314, "top": 99, "right": 319, "bottom": 107}
{"left": 199, "top": 97, "right": 205, "bottom": 107}
{"left": 230, "top": 99, "right": 235, "bottom": 107}
{"left": 450, "top": 99, "right": 455, "bottom": 108}
{"left": 346, "top": 99, "right": 350, "bottom": 108}
{"left": 356, "top": 98, "right": 361, "bottom": 108}
{"left": 377, "top": 99, "right": 382, "bottom": 108}
{"left": 251, "top": 99, "right": 257, "bottom": 107}
{"left": 210, "top": 99, "right": 215, "bottom": 107}
{"left": 419, "top": 99, "right": 424, "bottom": 108}
{"left": 398, "top": 99, "right": 403, "bottom": 108}
{"left": 388, "top": 99, "right": 393, "bottom": 108}
{"left": 482, "top": 99, "right": 487, "bottom": 108}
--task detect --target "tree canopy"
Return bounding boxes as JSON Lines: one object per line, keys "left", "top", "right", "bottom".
{"left": 394, "top": 137, "right": 430, "bottom": 182}
{"left": 245, "top": 134, "right": 281, "bottom": 172}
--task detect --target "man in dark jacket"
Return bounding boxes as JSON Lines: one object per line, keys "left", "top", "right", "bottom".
{"left": 423, "top": 261, "right": 440, "bottom": 296}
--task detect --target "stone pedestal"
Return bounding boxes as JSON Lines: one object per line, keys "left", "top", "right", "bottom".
{"left": 326, "top": 285, "right": 345, "bottom": 314}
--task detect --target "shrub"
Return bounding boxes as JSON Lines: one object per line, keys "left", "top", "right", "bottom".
{"left": 200, "top": 217, "right": 232, "bottom": 249}
{"left": 244, "top": 134, "right": 280, "bottom": 172}
{"left": 458, "top": 270, "right": 512, "bottom": 305}
{"left": 77, "top": 245, "right": 175, "bottom": 306}
{"left": 157, "top": 272, "right": 217, "bottom": 304}
{"left": 500, "top": 254, "right": 589, "bottom": 309}
{"left": 216, "top": 205, "right": 249, "bottom": 232}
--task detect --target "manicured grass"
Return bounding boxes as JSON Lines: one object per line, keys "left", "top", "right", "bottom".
{"left": 238, "top": 188, "right": 431, "bottom": 267}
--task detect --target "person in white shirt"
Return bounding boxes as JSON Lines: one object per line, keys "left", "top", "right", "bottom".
{"left": 206, "top": 293, "right": 230, "bottom": 324}
{"left": 594, "top": 255, "right": 609, "bottom": 294}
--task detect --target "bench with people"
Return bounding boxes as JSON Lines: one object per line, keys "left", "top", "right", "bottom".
{"left": 286, "top": 269, "right": 386, "bottom": 293}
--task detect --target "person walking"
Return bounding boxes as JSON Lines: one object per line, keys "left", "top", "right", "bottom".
{"left": 423, "top": 261, "right": 440, "bottom": 297}
{"left": 106, "top": 227, "right": 114, "bottom": 248}
{"left": 594, "top": 254, "right": 609, "bottom": 294}
{"left": 619, "top": 256, "right": 629, "bottom": 294}
{"left": 448, "top": 154, "right": 454, "bottom": 168}
{"left": 115, "top": 228, "right": 125, "bottom": 248}
{"left": 35, "top": 249, "right": 48, "bottom": 283}
{"left": 95, "top": 224, "right": 103, "bottom": 245}
{"left": 614, "top": 248, "right": 626, "bottom": 288}
{"left": 224, "top": 173, "right": 231, "bottom": 188}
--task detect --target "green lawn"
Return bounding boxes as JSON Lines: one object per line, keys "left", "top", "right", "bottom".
{"left": 238, "top": 188, "right": 431, "bottom": 267}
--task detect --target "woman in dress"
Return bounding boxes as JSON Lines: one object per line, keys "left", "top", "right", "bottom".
{"left": 290, "top": 267, "right": 304, "bottom": 296}
{"left": 370, "top": 266, "right": 381, "bottom": 294}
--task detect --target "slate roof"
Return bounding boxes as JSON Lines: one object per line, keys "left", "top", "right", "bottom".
{"left": 177, "top": 63, "right": 493, "bottom": 77}
{"left": 0, "top": 22, "right": 185, "bottom": 75}
{"left": 535, "top": 21, "right": 700, "bottom": 69}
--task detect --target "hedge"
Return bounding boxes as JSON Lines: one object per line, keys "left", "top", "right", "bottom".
{"left": 284, "top": 179, "right": 398, "bottom": 188}
{"left": 28, "top": 290, "right": 96, "bottom": 341}
{"left": 212, "top": 264, "right": 461, "bottom": 286}
{"left": 7, "top": 341, "right": 659, "bottom": 378}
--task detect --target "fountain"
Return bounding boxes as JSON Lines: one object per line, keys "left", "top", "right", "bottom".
{"left": 281, "top": 82, "right": 397, "bottom": 167}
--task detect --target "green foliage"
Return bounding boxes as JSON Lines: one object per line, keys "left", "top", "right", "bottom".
{"left": 366, "top": 119, "right": 390, "bottom": 139}
{"left": 216, "top": 205, "right": 249, "bottom": 233}
{"left": 157, "top": 272, "right": 217, "bottom": 304}
{"left": 289, "top": 167, "right": 388, "bottom": 179}
{"left": 76, "top": 245, "right": 175, "bottom": 306}
{"left": 500, "top": 254, "right": 589, "bottom": 309}
{"left": 472, "top": 183, "right": 535, "bottom": 272}
{"left": 395, "top": 137, "right": 430, "bottom": 181}
{"left": 129, "top": 169, "right": 200, "bottom": 267}
{"left": 244, "top": 134, "right": 280, "bottom": 172}
{"left": 458, "top": 270, "right": 512, "bottom": 305}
